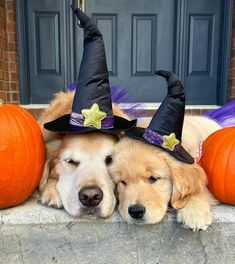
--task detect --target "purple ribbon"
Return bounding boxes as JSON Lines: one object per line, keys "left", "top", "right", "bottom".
{"left": 69, "top": 112, "right": 114, "bottom": 129}
{"left": 143, "top": 128, "right": 181, "bottom": 152}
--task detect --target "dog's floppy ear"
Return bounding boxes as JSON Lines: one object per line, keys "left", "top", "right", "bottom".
{"left": 39, "top": 140, "right": 61, "bottom": 192}
{"left": 163, "top": 153, "right": 207, "bottom": 209}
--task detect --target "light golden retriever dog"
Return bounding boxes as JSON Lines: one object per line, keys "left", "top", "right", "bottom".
{"left": 109, "top": 116, "right": 221, "bottom": 230}
{"left": 38, "top": 91, "right": 128, "bottom": 218}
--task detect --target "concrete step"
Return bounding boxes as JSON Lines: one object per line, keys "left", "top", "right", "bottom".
{"left": 1, "top": 197, "right": 235, "bottom": 264}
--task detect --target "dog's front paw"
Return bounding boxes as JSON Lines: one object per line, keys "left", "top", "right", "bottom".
{"left": 39, "top": 186, "right": 63, "bottom": 209}
{"left": 177, "top": 201, "right": 213, "bottom": 231}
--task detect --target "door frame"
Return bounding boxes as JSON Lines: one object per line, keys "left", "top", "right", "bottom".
{"left": 16, "top": 0, "right": 233, "bottom": 105}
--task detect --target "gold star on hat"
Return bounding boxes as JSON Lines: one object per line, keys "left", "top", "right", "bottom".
{"left": 162, "top": 133, "right": 179, "bottom": 151}
{"left": 82, "top": 103, "right": 107, "bottom": 129}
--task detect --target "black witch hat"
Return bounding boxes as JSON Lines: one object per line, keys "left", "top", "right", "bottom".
{"left": 126, "top": 70, "right": 194, "bottom": 164}
{"left": 44, "top": 7, "right": 136, "bottom": 134}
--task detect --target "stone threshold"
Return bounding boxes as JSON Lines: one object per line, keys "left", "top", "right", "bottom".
{"left": 1, "top": 197, "right": 235, "bottom": 226}
{"left": 22, "top": 104, "right": 220, "bottom": 119}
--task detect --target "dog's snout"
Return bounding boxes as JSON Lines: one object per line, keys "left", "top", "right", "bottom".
{"left": 79, "top": 187, "right": 103, "bottom": 207}
{"left": 128, "top": 204, "right": 146, "bottom": 220}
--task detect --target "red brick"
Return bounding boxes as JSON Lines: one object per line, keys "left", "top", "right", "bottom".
{"left": 0, "top": 70, "right": 4, "bottom": 79}
{"left": 231, "top": 88, "right": 235, "bottom": 96}
{"left": 7, "top": 31, "right": 16, "bottom": 42}
{"left": 4, "top": 71, "right": 9, "bottom": 80}
{"left": 8, "top": 41, "right": 16, "bottom": 51}
{"left": 6, "top": 22, "right": 15, "bottom": 32}
{"left": 230, "top": 68, "right": 235, "bottom": 77}
{"left": 0, "top": 7, "right": 5, "bottom": 18}
{"left": 0, "top": 59, "right": 7, "bottom": 70}
{"left": 6, "top": 2, "right": 15, "bottom": 10}
{"left": 7, "top": 11, "right": 15, "bottom": 22}
{"left": 9, "top": 62, "right": 17, "bottom": 71}
{"left": 9, "top": 81, "right": 18, "bottom": 90}
{"left": 0, "top": 17, "right": 6, "bottom": 29}
{"left": 10, "top": 72, "right": 17, "bottom": 81}
{"left": 0, "top": 37, "right": 7, "bottom": 49}
{"left": 3, "top": 50, "right": 8, "bottom": 60}
{"left": 11, "top": 91, "right": 19, "bottom": 101}
{"left": 0, "top": 91, "right": 7, "bottom": 101}
{"left": 0, "top": 0, "right": 5, "bottom": 8}
{"left": 8, "top": 51, "right": 16, "bottom": 62}
{"left": 228, "top": 78, "right": 235, "bottom": 87}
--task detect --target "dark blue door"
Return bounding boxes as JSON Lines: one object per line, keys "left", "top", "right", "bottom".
{"left": 20, "top": 0, "right": 231, "bottom": 104}
{"left": 25, "top": 0, "right": 72, "bottom": 103}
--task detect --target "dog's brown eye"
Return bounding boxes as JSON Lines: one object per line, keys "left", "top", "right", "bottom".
{"left": 149, "top": 176, "right": 158, "bottom": 184}
{"left": 105, "top": 155, "right": 113, "bottom": 165}
{"left": 119, "top": 180, "right": 127, "bottom": 186}
{"left": 65, "top": 159, "right": 79, "bottom": 166}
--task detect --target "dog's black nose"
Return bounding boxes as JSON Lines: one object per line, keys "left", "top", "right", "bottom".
{"left": 128, "top": 204, "right": 146, "bottom": 220}
{"left": 79, "top": 187, "right": 103, "bottom": 207}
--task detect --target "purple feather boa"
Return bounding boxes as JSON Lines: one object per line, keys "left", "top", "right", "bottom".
{"left": 204, "top": 100, "right": 235, "bottom": 127}
{"left": 68, "top": 82, "right": 146, "bottom": 118}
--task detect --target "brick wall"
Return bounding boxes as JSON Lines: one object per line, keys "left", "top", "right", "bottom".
{"left": 0, "top": 0, "right": 19, "bottom": 104}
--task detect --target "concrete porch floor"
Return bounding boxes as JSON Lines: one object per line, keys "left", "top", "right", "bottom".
{"left": 1, "top": 197, "right": 235, "bottom": 264}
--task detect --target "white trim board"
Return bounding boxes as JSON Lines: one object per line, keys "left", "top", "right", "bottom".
{"left": 21, "top": 103, "right": 220, "bottom": 110}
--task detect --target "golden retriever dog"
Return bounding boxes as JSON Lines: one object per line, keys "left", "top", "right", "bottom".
{"left": 108, "top": 116, "right": 221, "bottom": 230}
{"left": 38, "top": 91, "right": 128, "bottom": 218}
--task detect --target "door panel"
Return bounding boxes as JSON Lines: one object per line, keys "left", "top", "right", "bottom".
{"left": 76, "top": 0, "right": 176, "bottom": 102}
{"left": 27, "top": 0, "right": 67, "bottom": 103}
{"left": 185, "top": 0, "right": 221, "bottom": 104}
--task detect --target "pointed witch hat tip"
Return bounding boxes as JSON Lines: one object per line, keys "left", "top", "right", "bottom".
{"left": 154, "top": 70, "right": 172, "bottom": 80}
{"left": 126, "top": 70, "right": 194, "bottom": 164}
{"left": 43, "top": 8, "right": 137, "bottom": 134}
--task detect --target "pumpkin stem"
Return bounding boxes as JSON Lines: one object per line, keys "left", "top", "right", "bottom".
{"left": 0, "top": 99, "right": 4, "bottom": 105}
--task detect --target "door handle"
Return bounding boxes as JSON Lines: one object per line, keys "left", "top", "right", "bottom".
{"left": 76, "top": 0, "right": 86, "bottom": 27}
{"left": 78, "top": 0, "right": 86, "bottom": 12}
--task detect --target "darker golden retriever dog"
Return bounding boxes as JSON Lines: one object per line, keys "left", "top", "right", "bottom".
{"left": 38, "top": 91, "right": 128, "bottom": 219}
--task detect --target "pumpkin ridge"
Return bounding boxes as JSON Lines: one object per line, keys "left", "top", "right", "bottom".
{"left": 222, "top": 133, "right": 234, "bottom": 203}
{"left": 17, "top": 106, "right": 45, "bottom": 194}
{"left": 9, "top": 105, "right": 44, "bottom": 198}
{"left": 11, "top": 106, "right": 31, "bottom": 204}
{"left": 0, "top": 106, "right": 14, "bottom": 203}
{"left": 224, "top": 131, "right": 235, "bottom": 204}
{"left": 207, "top": 131, "right": 228, "bottom": 194}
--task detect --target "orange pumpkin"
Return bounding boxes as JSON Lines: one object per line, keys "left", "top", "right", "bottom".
{"left": 0, "top": 101, "right": 45, "bottom": 209}
{"left": 200, "top": 127, "right": 235, "bottom": 205}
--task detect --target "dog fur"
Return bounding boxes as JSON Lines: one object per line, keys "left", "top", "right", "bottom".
{"left": 38, "top": 91, "right": 221, "bottom": 228}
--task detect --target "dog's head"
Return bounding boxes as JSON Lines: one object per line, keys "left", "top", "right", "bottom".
{"left": 55, "top": 132, "right": 118, "bottom": 218}
{"left": 109, "top": 138, "right": 207, "bottom": 224}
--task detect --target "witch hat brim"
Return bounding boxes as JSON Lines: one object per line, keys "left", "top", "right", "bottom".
{"left": 44, "top": 114, "right": 137, "bottom": 134}
{"left": 126, "top": 70, "right": 194, "bottom": 164}
{"left": 126, "top": 127, "right": 194, "bottom": 163}
{"left": 44, "top": 7, "right": 137, "bottom": 134}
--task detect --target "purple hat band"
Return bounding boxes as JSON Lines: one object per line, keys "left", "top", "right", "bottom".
{"left": 143, "top": 128, "right": 181, "bottom": 152}
{"left": 69, "top": 112, "right": 114, "bottom": 129}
